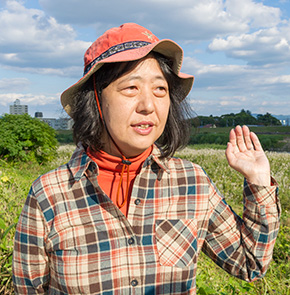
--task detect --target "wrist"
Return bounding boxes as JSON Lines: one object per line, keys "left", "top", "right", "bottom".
{"left": 246, "top": 174, "right": 271, "bottom": 186}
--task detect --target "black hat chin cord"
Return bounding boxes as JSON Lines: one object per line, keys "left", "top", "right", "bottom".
{"left": 93, "top": 75, "right": 131, "bottom": 209}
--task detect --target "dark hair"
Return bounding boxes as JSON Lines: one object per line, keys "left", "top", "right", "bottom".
{"left": 71, "top": 52, "right": 192, "bottom": 158}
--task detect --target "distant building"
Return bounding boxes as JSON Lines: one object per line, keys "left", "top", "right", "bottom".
{"left": 35, "top": 112, "right": 43, "bottom": 118}
{"left": 37, "top": 117, "right": 73, "bottom": 130}
{"left": 280, "top": 118, "right": 290, "bottom": 126}
{"left": 7, "top": 101, "right": 73, "bottom": 130}
{"left": 10, "top": 99, "right": 28, "bottom": 115}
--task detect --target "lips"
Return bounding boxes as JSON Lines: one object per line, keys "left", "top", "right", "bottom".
{"left": 132, "top": 121, "right": 154, "bottom": 135}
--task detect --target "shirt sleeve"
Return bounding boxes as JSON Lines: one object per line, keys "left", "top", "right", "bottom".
{"left": 202, "top": 176, "right": 281, "bottom": 282}
{"left": 12, "top": 187, "right": 50, "bottom": 294}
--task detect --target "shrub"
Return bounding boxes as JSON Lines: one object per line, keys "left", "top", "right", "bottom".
{"left": 189, "top": 133, "right": 229, "bottom": 146}
{"left": 55, "top": 130, "right": 73, "bottom": 144}
{"left": 0, "top": 114, "right": 58, "bottom": 163}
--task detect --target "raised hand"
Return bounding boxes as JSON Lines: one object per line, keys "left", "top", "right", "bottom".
{"left": 225, "top": 125, "right": 271, "bottom": 186}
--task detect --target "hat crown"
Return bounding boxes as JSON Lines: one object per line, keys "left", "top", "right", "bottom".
{"left": 84, "top": 23, "right": 159, "bottom": 68}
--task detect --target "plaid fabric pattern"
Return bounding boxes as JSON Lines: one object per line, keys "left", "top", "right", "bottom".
{"left": 13, "top": 144, "right": 280, "bottom": 294}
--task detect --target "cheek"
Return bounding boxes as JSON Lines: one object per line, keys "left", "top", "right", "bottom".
{"left": 103, "top": 101, "right": 118, "bottom": 119}
{"left": 159, "top": 101, "right": 170, "bottom": 123}
{"left": 102, "top": 102, "right": 129, "bottom": 129}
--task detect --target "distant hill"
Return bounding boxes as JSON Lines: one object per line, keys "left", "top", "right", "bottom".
{"left": 245, "top": 113, "right": 289, "bottom": 126}
{"left": 195, "top": 110, "right": 282, "bottom": 127}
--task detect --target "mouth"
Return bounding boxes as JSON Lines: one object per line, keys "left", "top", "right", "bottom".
{"left": 135, "top": 124, "right": 152, "bottom": 129}
{"left": 132, "top": 122, "right": 154, "bottom": 135}
{"left": 132, "top": 121, "right": 154, "bottom": 128}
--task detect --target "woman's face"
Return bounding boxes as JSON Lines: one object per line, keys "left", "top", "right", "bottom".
{"left": 101, "top": 56, "right": 170, "bottom": 158}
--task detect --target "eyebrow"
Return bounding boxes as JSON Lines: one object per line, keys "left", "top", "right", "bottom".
{"left": 119, "top": 75, "right": 167, "bottom": 83}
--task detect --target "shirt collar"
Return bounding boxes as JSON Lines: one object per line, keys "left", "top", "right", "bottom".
{"left": 67, "top": 144, "right": 94, "bottom": 181}
{"left": 144, "top": 145, "right": 170, "bottom": 174}
{"left": 67, "top": 143, "right": 170, "bottom": 182}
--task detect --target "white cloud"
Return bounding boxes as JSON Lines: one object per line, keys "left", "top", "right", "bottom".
{"left": 0, "top": 78, "right": 30, "bottom": 91}
{"left": 225, "top": 0, "right": 281, "bottom": 28}
{"left": 190, "top": 95, "right": 248, "bottom": 115}
{"left": 209, "top": 23, "right": 290, "bottom": 66}
{"left": 1, "top": 65, "right": 83, "bottom": 79}
{"left": 0, "top": 92, "right": 58, "bottom": 106}
{"left": 254, "top": 75, "right": 290, "bottom": 85}
{"left": 183, "top": 54, "right": 290, "bottom": 116}
{"left": 0, "top": 1, "right": 90, "bottom": 74}
{"left": 219, "top": 95, "right": 247, "bottom": 107}
{"left": 183, "top": 57, "right": 258, "bottom": 90}
{"left": 38, "top": 0, "right": 282, "bottom": 41}
{"left": 183, "top": 52, "right": 290, "bottom": 93}
{"left": 1, "top": 0, "right": 287, "bottom": 74}
{"left": 190, "top": 92, "right": 290, "bottom": 116}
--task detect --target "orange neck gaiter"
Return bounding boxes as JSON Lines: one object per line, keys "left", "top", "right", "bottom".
{"left": 87, "top": 146, "right": 152, "bottom": 216}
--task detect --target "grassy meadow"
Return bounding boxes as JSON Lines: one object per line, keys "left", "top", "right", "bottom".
{"left": 190, "top": 126, "right": 290, "bottom": 153}
{"left": 0, "top": 144, "right": 289, "bottom": 294}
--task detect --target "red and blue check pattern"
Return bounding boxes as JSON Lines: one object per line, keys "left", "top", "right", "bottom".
{"left": 12, "top": 145, "right": 280, "bottom": 294}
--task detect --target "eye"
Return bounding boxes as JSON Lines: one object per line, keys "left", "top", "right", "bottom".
{"left": 121, "top": 85, "right": 138, "bottom": 96}
{"left": 154, "top": 86, "right": 168, "bottom": 97}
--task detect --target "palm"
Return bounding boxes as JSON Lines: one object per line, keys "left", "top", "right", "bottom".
{"left": 225, "top": 126, "right": 270, "bottom": 186}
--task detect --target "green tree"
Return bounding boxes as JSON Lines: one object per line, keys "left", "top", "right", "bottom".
{"left": 196, "top": 115, "right": 219, "bottom": 126}
{"left": 217, "top": 110, "right": 257, "bottom": 127}
{"left": 257, "top": 113, "right": 282, "bottom": 126}
{"left": 0, "top": 114, "right": 58, "bottom": 163}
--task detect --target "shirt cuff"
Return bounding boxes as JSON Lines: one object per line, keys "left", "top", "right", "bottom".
{"left": 243, "top": 177, "right": 279, "bottom": 206}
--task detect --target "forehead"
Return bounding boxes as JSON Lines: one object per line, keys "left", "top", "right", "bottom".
{"left": 115, "top": 56, "right": 166, "bottom": 82}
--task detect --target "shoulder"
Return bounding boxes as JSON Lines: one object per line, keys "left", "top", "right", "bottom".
{"left": 152, "top": 145, "right": 207, "bottom": 178}
{"left": 164, "top": 156, "right": 210, "bottom": 185}
{"left": 32, "top": 162, "right": 70, "bottom": 191}
{"left": 168, "top": 156, "right": 204, "bottom": 173}
{"left": 31, "top": 145, "right": 89, "bottom": 196}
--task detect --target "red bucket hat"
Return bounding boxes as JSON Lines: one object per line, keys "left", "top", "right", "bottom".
{"left": 61, "top": 23, "right": 194, "bottom": 117}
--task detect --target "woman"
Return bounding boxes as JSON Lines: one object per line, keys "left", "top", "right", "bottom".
{"left": 13, "top": 23, "right": 280, "bottom": 294}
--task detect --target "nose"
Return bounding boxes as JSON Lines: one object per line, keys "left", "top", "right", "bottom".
{"left": 136, "top": 87, "right": 155, "bottom": 114}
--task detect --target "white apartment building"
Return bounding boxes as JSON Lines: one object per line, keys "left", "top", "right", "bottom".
{"left": 9, "top": 99, "right": 28, "bottom": 115}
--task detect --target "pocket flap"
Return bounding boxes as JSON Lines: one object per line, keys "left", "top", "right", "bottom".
{"left": 155, "top": 219, "right": 197, "bottom": 268}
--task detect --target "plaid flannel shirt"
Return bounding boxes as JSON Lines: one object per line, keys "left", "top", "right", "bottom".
{"left": 13, "top": 144, "right": 280, "bottom": 294}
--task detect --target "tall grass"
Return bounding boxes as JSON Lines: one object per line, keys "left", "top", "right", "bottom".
{"left": 0, "top": 145, "right": 289, "bottom": 294}
{"left": 0, "top": 145, "right": 75, "bottom": 294}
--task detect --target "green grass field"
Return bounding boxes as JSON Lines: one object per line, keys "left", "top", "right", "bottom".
{"left": 191, "top": 126, "right": 290, "bottom": 152}
{"left": 1, "top": 145, "right": 289, "bottom": 294}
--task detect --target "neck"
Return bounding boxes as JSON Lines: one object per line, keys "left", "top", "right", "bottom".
{"left": 102, "top": 134, "right": 147, "bottom": 159}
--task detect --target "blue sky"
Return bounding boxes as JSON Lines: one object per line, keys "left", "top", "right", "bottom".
{"left": 0, "top": 0, "right": 290, "bottom": 118}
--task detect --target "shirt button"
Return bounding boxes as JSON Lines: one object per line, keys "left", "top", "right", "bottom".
{"left": 134, "top": 198, "right": 141, "bottom": 205}
{"left": 89, "top": 162, "right": 97, "bottom": 171}
{"left": 131, "top": 279, "right": 138, "bottom": 287}
{"left": 128, "top": 237, "right": 135, "bottom": 245}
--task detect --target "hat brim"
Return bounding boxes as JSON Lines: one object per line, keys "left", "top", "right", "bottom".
{"left": 61, "top": 39, "right": 194, "bottom": 117}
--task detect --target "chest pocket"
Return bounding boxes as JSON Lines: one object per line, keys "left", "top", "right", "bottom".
{"left": 155, "top": 219, "right": 198, "bottom": 268}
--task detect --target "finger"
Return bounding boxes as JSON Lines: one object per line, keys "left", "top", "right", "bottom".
{"left": 229, "top": 128, "right": 236, "bottom": 144}
{"left": 242, "top": 125, "right": 254, "bottom": 150}
{"left": 250, "top": 132, "right": 264, "bottom": 151}
{"left": 228, "top": 128, "right": 239, "bottom": 153}
{"left": 225, "top": 142, "right": 235, "bottom": 165}
{"left": 235, "top": 125, "right": 247, "bottom": 152}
